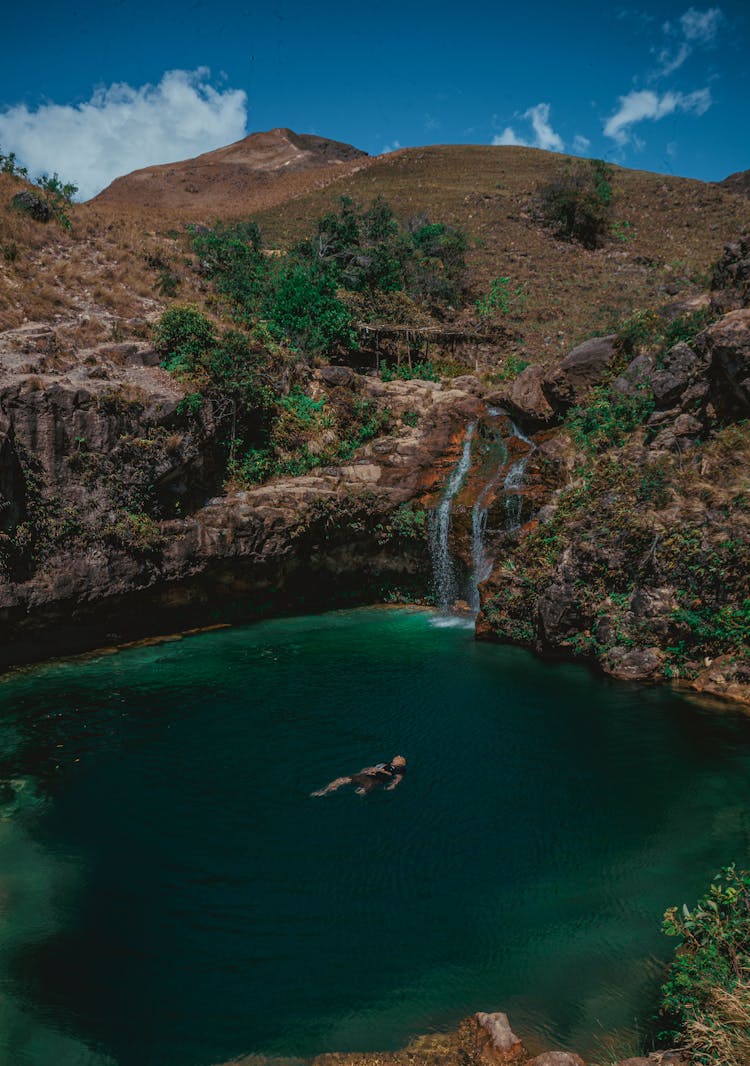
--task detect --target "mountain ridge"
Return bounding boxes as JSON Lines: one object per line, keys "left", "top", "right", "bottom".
{"left": 91, "top": 126, "right": 371, "bottom": 214}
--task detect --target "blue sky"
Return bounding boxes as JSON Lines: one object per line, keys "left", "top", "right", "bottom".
{"left": 1, "top": 0, "right": 747, "bottom": 199}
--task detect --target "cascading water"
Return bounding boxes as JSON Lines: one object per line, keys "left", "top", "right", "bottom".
{"left": 469, "top": 441, "right": 508, "bottom": 612}
{"left": 504, "top": 422, "right": 535, "bottom": 532}
{"left": 428, "top": 421, "right": 476, "bottom": 610}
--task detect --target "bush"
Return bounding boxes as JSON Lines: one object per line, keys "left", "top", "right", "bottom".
{"left": 538, "top": 159, "right": 614, "bottom": 249}
{"left": 153, "top": 305, "right": 217, "bottom": 374}
{"left": 659, "top": 866, "right": 750, "bottom": 1065}
{"left": 476, "top": 276, "right": 527, "bottom": 318}
{"left": 567, "top": 383, "right": 655, "bottom": 451}
{"left": 190, "top": 220, "right": 264, "bottom": 312}
{"left": 264, "top": 264, "right": 357, "bottom": 355}
{"left": 0, "top": 148, "right": 28, "bottom": 178}
{"left": 380, "top": 360, "right": 439, "bottom": 382}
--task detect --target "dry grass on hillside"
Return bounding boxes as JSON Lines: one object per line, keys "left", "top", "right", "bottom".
{"left": 0, "top": 173, "right": 212, "bottom": 340}
{"left": 255, "top": 145, "right": 750, "bottom": 364}
{"left": 0, "top": 146, "right": 747, "bottom": 369}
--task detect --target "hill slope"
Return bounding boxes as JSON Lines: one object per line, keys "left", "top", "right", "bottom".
{"left": 91, "top": 127, "right": 371, "bottom": 215}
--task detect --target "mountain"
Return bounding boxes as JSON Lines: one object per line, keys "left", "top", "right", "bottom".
{"left": 719, "top": 168, "right": 750, "bottom": 197}
{"left": 91, "top": 127, "right": 370, "bottom": 215}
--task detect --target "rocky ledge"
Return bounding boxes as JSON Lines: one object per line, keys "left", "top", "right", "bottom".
{"left": 218, "top": 1012, "right": 687, "bottom": 1066}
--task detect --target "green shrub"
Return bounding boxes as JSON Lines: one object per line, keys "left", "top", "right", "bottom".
{"left": 617, "top": 309, "right": 661, "bottom": 355}
{"left": 265, "top": 264, "right": 356, "bottom": 355}
{"left": 659, "top": 866, "right": 750, "bottom": 1065}
{"left": 611, "top": 220, "right": 636, "bottom": 243}
{"left": 153, "top": 305, "right": 217, "bottom": 374}
{"left": 567, "top": 383, "right": 655, "bottom": 451}
{"left": 34, "top": 173, "right": 77, "bottom": 229}
{"left": 476, "top": 276, "right": 527, "bottom": 318}
{"left": 380, "top": 360, "right": 439, "bottom": 382}
{"left": 490, "top": 354, "right": 531, "bottom": 382}
{"left": 190, "top": 220, "right": 265, "bottom": 313}
{"left": 0, "top": 147, "right": 28, "bottom": 178}
{"left": 538, "top": 158, "right": 614, "bottom": 249}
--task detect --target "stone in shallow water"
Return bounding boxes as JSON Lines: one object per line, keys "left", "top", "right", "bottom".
{"left": 527, "top": 1054, "right": 585, "bottom": 1066}
{"left": 471, "top": 1011, "right": 525, "bottom": 1065}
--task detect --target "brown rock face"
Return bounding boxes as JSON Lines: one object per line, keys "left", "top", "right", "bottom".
{"left": 0, "top": 326, "right": 485, "bottom": 667}
{"left": 703, "top": 308, "right": 750, "bottom": 418}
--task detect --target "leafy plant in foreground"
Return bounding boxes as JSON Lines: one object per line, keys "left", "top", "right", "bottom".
{"left": 659, "top": 866, "right": 750, "bottom": 1066}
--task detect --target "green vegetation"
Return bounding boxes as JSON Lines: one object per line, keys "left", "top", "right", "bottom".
{"left": 152, "top": 197, "right": 468, "bottom": 486}
{"left": 476, "top": 276, "right": 527, "bottom": 318}
{"left": 538, "top": 158, "right": 615, "bottom": 249}
{"left": 567, "top": 383, "right": 655, "bottom": 451}
{"left": 660, "top": 866, "right": 750, "bottom": 1066}
{"left": 11, "top": 172, "right": 78, "bottom": 229}
{"left": 375, "top": 502, "right": 428, "bottom": 544}
{"left": 380, "top": 360, "right": 439, "bottom": 382}
{"left": 35, "top": 173, "right": 78, "bottom": 229}
{"left": 154, "top": 304, "right": 392, "bottom": 485}
{"left": 490, "top": 353, "right": 531, "bottom": 382}
{"left": 611, "top": 220, "right": 636, "bottom": 244}
{"left": 0, "top": 146, "right": 28, "bottom": 178}
{"left": 618, "top": 306, "right": 717, "bottom": 359}
{"left": 189, "top": 195, "right": 467, "bottom": 359}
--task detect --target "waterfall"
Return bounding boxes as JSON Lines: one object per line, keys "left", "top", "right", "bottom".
{"left": 428, "top": 421, "right": 476, "bottom": 610}
{"left": 504, "top": 422, "right": 535, "bottom": 533}
{"left": 469, "top": 441, "right": 508, "bottom": 613}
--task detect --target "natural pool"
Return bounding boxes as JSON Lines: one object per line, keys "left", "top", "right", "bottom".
{"left": 1, "top": 607, "right": 749, "bottom": 1066}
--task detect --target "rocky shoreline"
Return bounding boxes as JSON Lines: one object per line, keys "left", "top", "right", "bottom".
{"left": 219, "top": 1012, "right": 687, "bottom": 1066}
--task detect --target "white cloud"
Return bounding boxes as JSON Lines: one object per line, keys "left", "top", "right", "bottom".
{"left": 651, "top": 6, "right": 724, "bottom": 78}
{"left": 525, "top": 103, "right": 564, "bottom": 151}
{"left": 680, "top": 6, "right": 723, "bottom": 42}
{"left": 572, "top": 134, "right": 591, "bottom": 154}
{"left": 604, "top": 87, "right": 711, "bottom": 145}
{"left": 0, "top": 68, "right": 248, "bottom": 201}
{"left": 492, "top": 127, "right": 529, "bottom": 147}
{"left": 380, "top": 140, "right": 402, "bottom": 155}
{"left": 653, "top": 42, "right": 692, "bottom": 78}
{"left": 492, "top": 102, "right": 563, "bottom": 151}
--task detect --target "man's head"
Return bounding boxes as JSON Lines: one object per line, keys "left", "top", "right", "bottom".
{"left": 391, "top": 755, "right": 407, "bottom": 769}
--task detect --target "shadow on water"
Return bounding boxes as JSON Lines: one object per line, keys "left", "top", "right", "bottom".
{"left": 0, "top": 606, "right": 749, "bottom": 1066}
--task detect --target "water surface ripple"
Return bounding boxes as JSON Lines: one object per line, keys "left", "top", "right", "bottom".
{"left": 0, "top": 607, "right": 749, "bottom": 1066}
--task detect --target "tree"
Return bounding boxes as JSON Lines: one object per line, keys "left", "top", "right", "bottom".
{"left": 537, "top": 159, "right": 614, "bottom": 249}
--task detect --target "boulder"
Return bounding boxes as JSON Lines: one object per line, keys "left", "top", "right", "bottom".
{"left": 538, "top": 581, "right": 587, "bottom": 645}
{"left": 11, "top": 190, "right": 52, "bottom": 223}
{"left": 702, "top": 308, "right": 750, "bottom": 419}
{"left": 711, "top": 234, "right": 750, "bottom": 309}
{"left": 541, "top": 335, "right": 619, "bottom": 415}
{"left": 318, "top": 365, "right": 356, "bottom": 388}
{"left": 605, "top": 646, "right": 664, "bottom": 681}
{"left": 527, "top": 1054, "right": 585, "bottom": 1066}
{"left": 650, "top": 342, "right": 709, "bottom": 409}
{"left": 490, "top": 365, "right": 555, "bottom": 428}
{"left": 471, "top": 1012, "right": 525, "bottom": 1066}
{"left": 611, "top": 354, "right": 656, "bottom": 398}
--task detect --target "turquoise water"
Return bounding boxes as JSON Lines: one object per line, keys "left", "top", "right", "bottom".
{"left": 1, "top": 606, "right": 749, "bottom": 1066}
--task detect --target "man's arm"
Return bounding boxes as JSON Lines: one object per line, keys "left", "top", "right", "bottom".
{"left": 385, "top": 773, "right": 404, "bottom": 791}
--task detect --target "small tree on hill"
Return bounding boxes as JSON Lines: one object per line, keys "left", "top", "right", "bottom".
{"left": 537, "top": 158, "right": 614, "bottom": 249}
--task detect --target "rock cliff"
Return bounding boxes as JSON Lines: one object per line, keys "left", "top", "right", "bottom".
{"left": 0, "top": 323, "right": 480, "bottom": 667}
{"left": 476, "top": 235, "right": 750, "bottom": 707}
